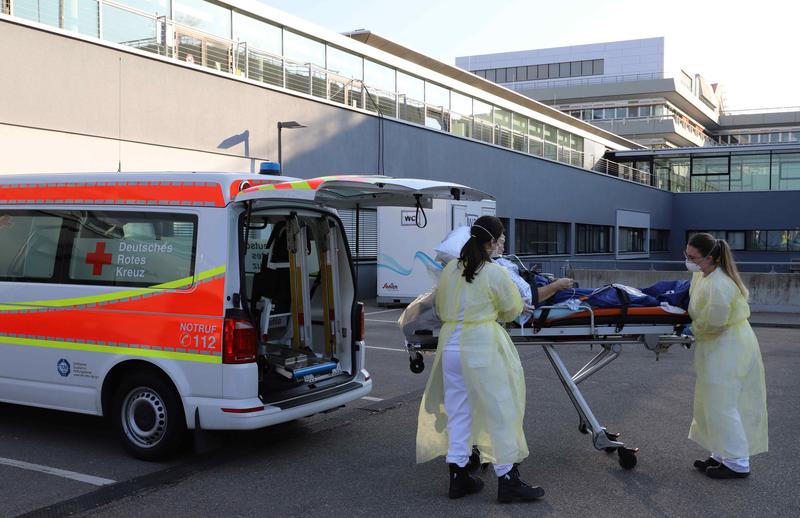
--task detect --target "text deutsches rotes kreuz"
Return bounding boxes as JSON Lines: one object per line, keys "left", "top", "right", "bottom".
{"left": 115, "top": 241, "right": 174, "bottom": 278}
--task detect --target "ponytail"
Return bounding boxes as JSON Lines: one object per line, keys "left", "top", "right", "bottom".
{"left": 688, "top": 233, "right": 749, "bottom": 299}
{"left": 459, "top": 216, "right": 504, "bottom": 283}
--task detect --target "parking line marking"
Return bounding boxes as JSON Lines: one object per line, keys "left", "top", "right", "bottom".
{"left": 365, "top": 308, "right": 403, "bottom": 316}
{"left": 361, "top": 396, "right": 384, "bottom": 402}
{"left": 365, "top": 346, "right": 407, "bottom": 352}
{"left": 0, "top": 456, "right": 116, "bottom": 486}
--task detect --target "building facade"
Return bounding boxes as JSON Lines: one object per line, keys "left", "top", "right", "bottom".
{"left": 1, "top": 3, "right": 797, "bottom": 295}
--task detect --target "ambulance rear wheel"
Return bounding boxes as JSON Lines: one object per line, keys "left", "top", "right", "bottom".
{"left": 112, "top": 371, "right": 186, "bottom": 461}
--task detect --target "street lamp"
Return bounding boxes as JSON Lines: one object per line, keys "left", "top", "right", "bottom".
{"left": 277, "top": 120, "right": 307, "bottom": 174}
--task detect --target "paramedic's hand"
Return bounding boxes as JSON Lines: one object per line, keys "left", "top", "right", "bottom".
{"left": 523, "top": 303, "right": 536, "bottom": 313}
{"left": 553, "top": 278, "right": 574, "bottom": 290}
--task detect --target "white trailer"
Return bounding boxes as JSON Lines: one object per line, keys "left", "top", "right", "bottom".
{"left": 376, "top": 199, "right": 496, "bottom": 304}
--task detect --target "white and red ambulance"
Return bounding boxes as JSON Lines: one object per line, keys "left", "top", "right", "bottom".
{"left": 0, "top": 172, "right": 488, "bottom": 459}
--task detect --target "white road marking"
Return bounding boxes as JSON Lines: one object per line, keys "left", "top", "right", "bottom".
{"left": 365, "top": 308, "right": 403, "bottom": 316}
{"left": 361, "top": 396, "right": 384, "bottom": 402}
{"left": 365, "top": 345, "right": 407, "bottom": 352}
{"left": 365, "top": 318, "right": 398, "bottom": 323}
{"left": 0, "top": 456, "right": 116, "bottom": 486}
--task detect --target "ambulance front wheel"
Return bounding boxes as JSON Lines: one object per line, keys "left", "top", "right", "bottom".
{"left": 112, "top": 371, "right": 187, "bottom": 461}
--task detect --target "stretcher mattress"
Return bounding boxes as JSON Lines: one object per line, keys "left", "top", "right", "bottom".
{"left": 526, "top": 306, "right": 691, "bottom": 328}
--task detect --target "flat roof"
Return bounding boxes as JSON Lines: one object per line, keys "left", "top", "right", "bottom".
{"left": 609, "top": 142, "right": 800, "bottom": 158}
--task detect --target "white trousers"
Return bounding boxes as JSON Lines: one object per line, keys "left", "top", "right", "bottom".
{"left": 443, "top": 345, "right": 512, "bottom": 478}
{"left": 711, "top": 452, "right": 750, "bottom": 473}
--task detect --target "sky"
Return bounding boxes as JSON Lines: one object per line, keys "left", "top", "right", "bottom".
{"left": 261, "top": 0, "right": 800, "bottom": 111}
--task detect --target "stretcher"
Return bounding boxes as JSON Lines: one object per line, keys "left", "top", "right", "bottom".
{"left": 404, "top": 303, "right": 694, "bottom": 469}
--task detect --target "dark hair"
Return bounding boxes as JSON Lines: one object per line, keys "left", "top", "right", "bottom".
{"left": 459, "top": 215, "right": 504, "bottom": 283}
{"left": 688, "top": 232, "right": 749, "bottom": 299}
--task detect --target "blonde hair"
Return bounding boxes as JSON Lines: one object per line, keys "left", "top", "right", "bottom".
{"left": 688, "top": 233, "right": 749, "bottom": 299}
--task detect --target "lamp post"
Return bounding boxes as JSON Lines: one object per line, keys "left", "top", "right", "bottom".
{"left": 277, "top": 120, "right": 307, "bottom": 174}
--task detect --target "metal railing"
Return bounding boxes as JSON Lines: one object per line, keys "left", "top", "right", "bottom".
{"left": 504, "top": 72, "right": 666, "bottom": 91}
{"left": 723, "top": 106, "right": 800, "bottom": 116}
{"left": 516, "top": 258, "right": 800, "bottom": 276}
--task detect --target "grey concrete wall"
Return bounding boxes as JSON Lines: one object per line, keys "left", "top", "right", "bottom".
{"left": 572, "top": 269, "right": 800, "bottom": 312}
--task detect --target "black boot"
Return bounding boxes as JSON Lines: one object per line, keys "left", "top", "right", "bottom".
{"left": 497, "top": 466, "right": 544, "bottom": 503}
{"left": 705, "top": 464, "right": 750, "bottom": 479}
{"left": 448, "top": 463, "right": 484, "bottom": 499}
{"left": 693, "top": 457, "right": 721, "bottom": 471}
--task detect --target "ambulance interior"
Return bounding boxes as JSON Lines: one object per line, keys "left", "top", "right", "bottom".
{"left": 244, "top": 211, "right": 355, "bottom": 401}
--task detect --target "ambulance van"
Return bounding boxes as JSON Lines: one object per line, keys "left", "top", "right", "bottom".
{"left": 0, "top": 172, "right": 487, "bottom": 459}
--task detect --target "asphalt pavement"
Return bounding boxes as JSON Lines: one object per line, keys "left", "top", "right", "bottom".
{"left": 1, "top": 302, "right": 798, "bottom": 517}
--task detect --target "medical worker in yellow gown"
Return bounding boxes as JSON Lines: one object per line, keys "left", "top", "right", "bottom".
{"left": 416, "top": 216, "right": 544, "bottom": 503}
{"left": 685, "top": 233, "right": 768, "bottom": 479}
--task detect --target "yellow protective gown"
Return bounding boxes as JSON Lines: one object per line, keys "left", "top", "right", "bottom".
{"left": 416, "top": 260, "right": 526, "bottom": 465}
{"left": 688, "top": 269, "right": 768, "bottom": 459}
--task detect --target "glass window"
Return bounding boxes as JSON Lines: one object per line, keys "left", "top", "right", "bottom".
{"left": 67, "top": 211, "right": 197, "bottom": 287}
{"left": 593, "top": 59, "right": 604, "bottom": 75}
{"left": 788, "top": 230, "right": 800, "bottom": 252}
{"left": 771, "top": 153, "right": 800, "bottom": 190}
{"left": 496, "top": 68, "right": 507, "bottom": 83}
{"left": 485, "top": 69, "right": 496, "bottom": 82}
{"left": 173, "top": 0, "right": 231, "bottom": 38}
{"left": 576, "top": 224, "right": 613, "bottom": 254}
{"left": 283, "top": 30, "right": 325, "bottom": 67}
{"left": 543, "top": 124, "right": 557, "bottom": 160}
{"left": 538, "top": 64, "right": 549, "bottom": 79}
{"left": 570, "top": 61, "right": 581, "bottom": 77}
{"left": 515, "top": 220, "right": 569, "bottom": 255}
{"left": 473, "top": 99, "right": 493, "bottom": 144}
{"left": 581, "top": 60, "right": 593, "bottom": 75}
{"left": 730, "top": 154, "right": 770, "bottom": 191}
{"left": 512, "top": 114, "right": 528, "bottom": 152}
{"left": 425, "top": 82, "right": 450, "bottom": 131}
{"left": 325, "top": 46, "right": 362, "bottom": 82}
{"left": 494, "top": 108, "right": 512, "bottom": 148}
{"left": 516, "top": 66, "right": 528, "bottom": 81}
{"left": 397, "top": 72, "right": 424, "bottom": 124}
{"left": 766, "top": 230, "right": 787, "bottom": 251}
{"left": 232, "top": 12, "right": 281, "bottom": 55}
{"left": 746, "top": 230, "right": 766, "bottom": 251}
{"left": 364, "top": 59, "right": 395, "bottom": 93}
{"left": 507, "top": 68, "right": 517, "bottom": 82}
{"left": 649, "top": 229, "right": 669, "bottom": 252}
{"left": 0, "top": 211, "right": 62, "bottom": 280}
{"left": 13, "top": 0, "right": 60, "bottom": 27}
{"left": 619, "top": 227, "right": 646, "bottom": 253}
{"left": 527, "top": 65, "right": 538, "bottom": 80}
{"left": 615, "top": 107, "right": 627, "bottom": 119}
{"left": 691, "top": 156, "right": 729, "bottom": 192}
{"left": 559, "top": 62, "right": 570, "bottom": 77}
{"left": 528, "top": 120, "right": 543, "bottom": 156}
{"left": 727, "top": 231, "right": 746, "bottom": 251}
{"left": 549, "top": 63, "right": 559, "bottom": 78}
{"left": 103, "top": 2, "right": 157, "bottom": 48}
{"left": 62, "top": 0, "right": 99, "bottom": 37}
{"left": 450, "top": 91, "right": 473, "bottom": 138}
{"left": 114, "top": 0, "right": 169, "bottom": 13}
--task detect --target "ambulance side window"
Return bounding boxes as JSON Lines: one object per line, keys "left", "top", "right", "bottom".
{"left": 0, "top": 211, "right": 63, "bottom": 280}
{"left": 66, "top": 211, "right": 198, "bottom": 288}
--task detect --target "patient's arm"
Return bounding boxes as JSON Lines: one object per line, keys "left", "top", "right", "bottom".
{"left": 537, "top": 278, "right": 574, "bottom": 303}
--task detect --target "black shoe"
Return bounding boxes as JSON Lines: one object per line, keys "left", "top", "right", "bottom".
{"left": 705, "top": 464, "right": 750, "bottom": 479}
{"left": 693, "top": 457, "right": 721, "bottom": 471}
{"left": 497, "top": 466, "right": 544, "bottom": 503}
{"left": 466, "top": 446, "right": 481, "bottom": 473}
{"left": 448, "top": 463, "right": 484, "bottom": 499}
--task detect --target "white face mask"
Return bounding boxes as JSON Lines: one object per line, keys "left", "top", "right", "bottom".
{"left": 685, "top": 260, "right": 702, "bottom": 272}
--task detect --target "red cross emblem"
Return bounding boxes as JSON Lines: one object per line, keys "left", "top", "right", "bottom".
{"left": 85, "top": 242, "right": 113, "bottom": 276}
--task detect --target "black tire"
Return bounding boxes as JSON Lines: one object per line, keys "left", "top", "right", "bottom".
{"left": 618, "top": 448, "right": 638, "bottom": 469}
{"left": 112, "top": 371, "right": 186, "bottom": 461}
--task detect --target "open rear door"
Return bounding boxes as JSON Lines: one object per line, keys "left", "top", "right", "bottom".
{"left": 233, "top": 175, "right": 491, "bottom": 209}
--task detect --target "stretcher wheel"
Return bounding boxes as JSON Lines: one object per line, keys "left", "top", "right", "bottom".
{"left": 409, "top": 353, "right": 425, "bottom": 374}
{"left": 618, "top": 447, "right": 638, "bottom": 469}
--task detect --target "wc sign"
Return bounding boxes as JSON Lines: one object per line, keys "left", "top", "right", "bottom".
{"left": 400, "top": 210, "right": 418, "bottom": 226}
{"left": 465, "top": 213, "right": 479, "bottom": 226}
